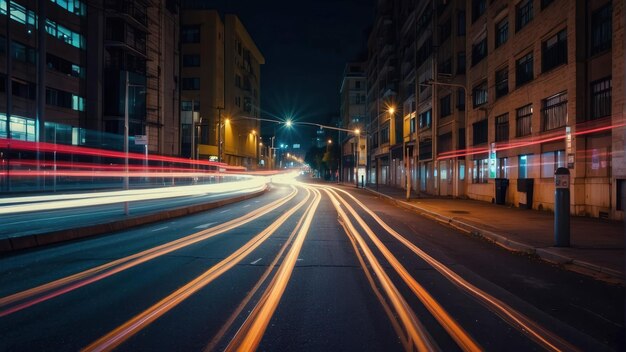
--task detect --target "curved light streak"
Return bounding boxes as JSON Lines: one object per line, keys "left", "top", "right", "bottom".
{"left": 84, "top": 188, "right": 315, "bottom": 352}
{"left": 331, "top": 186, "right": 579, "bottom": 352}
{"left": 0, "top": 186, "right": 298, "bottom": 317}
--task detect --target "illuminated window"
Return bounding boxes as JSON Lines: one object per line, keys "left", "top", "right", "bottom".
{"left": 519, "top": 155, "right": 528, "bottom": 178}
{"left": 541, "top": 150, "right": 565, "bottom": 177}
{"left": 473, "top": 159, "right": 489, "bottom": 183}
{"left": 542, "top": 91, "right": 567, "bottom": 130}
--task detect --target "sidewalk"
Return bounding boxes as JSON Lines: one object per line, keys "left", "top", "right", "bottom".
{"left": 352, "top": 183, "right": 624, "bottom": 284}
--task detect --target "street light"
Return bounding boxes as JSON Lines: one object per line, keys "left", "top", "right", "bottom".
{"left": 123, "top": 71, "right": 146, "bottom": 215}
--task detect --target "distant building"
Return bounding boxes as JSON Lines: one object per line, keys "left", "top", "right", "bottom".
{"left": 339, "top": 62, "right": 367, "bottom": 183}
{"left": 180, "top": 4, "right": 264, "bottom": 169}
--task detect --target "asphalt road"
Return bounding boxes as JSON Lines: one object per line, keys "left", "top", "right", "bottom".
{"left": 0, "top": 179, "right": 623, "bottom": 351}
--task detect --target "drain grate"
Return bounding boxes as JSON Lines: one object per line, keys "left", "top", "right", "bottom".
{"left": 450, "top": 210, "right": 470, "bottom": 214}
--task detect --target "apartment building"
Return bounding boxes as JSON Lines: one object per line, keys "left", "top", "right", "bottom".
{"left": 465, "top": 0, "right": 623, "bottom": 219}
{"left": 0, "top": 0, "right": 180, "bottom": 156}
{"left": 180, "top": 5, "right": 264, "bottom": 168}
{"left": 0, "top": 0, "right": 88, "bottom": 144}
{"left": 339, "top": 62, "right": 367, "bottom": 183}
{"left": 366, "top": 0, "right": 401, "bottom": 186}
{"left": 362, "top": 0, "right": 622, "bottom": 219}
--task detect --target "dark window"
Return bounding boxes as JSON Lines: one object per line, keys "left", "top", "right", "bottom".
{"left": 182, "top": 54, "right": 200, "bottom": 67}
{"left": 543, "top": 91, "right": 567, "bottom": 130}
{"left": 12, "top": 41, "right": 36, "bottom": 64}
{"left": 472, "top": 0, "right": 486, "bottom": 23}
{"left": 541, "top": 0, "right": 554, "bottom": 9}
{"left": 439, "top": 57, "right": 452, "bottom": 74}
{"left": 438, "top": 132, "right": 453, "bottom": 153}
{"left": 591, "top": 3, "right": 612, "bottom": 55}
{"left": 473, "top": 81, "right": 487, "bottom": 108}
{"left": 355, "top": 81, "right": 361, "bottom": 89}
{"left": 590, "top": 77, "right": 611, "bottom": 120}
{"left": 516, "top": 0, "right": 533, "bottom": 32}
{"left": 457, "top": 88, "right": 465, "bottom": 110}
{"left": 419, "top": 109, "right": 431, "bottom": 129}
{"left": 457, "top": 51, "right": 466, "bottom": 74}
{"left": 458, "top": 128, "right": 466, "bottom": 149}
{"left": 47, "top": 54, "right": 83, "bottom": 77}
{"left": 516, "top": 52, "right": 534, "bottom": 87}
{"left": 440, "top": 19, "right": 451, "bottom": 42}
{"left": 12, "top": 80, "right": 36, "bottom": 100}
{"left": 495, "top": 18, "right": 508, "bottom": 48}
{"left": 381, "top": 125, "right": 390, "bottom": 144}
{"left": 495, "top": 67, "right": 509, "bottom": 99}
{"left": 617, "top": 179, "right": 625, "bottom": 211}
{"left": 45, "top": 87, "right": 73, "bottom": 109}
{"left": 542, "top": 29, "right": 567, "bottom": 72}
{"left": 516, "top": 104, "right": 533, "bottom": 136}
{"left": 472, "top": 119, "right": 488, "bottom": 145}
{"left": 182, "top": 77, "right": 200, "bottom": 90}
{"left": 495, "top": 113, "right": 509, "bottom": 142}
{"left": 181, "top": 25, "right": 200, "bottom": 43}
{"left": 457, "top": 11, "right": 466, "bottom": 35}
{"left": 472, "top": 37, "right": 487, "bottom": 66}
{"left": 419, "top": 139, "right": 432, "bottom": 160}
{"left": 416, "top": 36, "right": 433, "bottom": 64}
{"left": 181, "top": 100, "right": 200, "bottom": 111}
{"left": 440, "top": 94, "right": 451, "bottom": 117}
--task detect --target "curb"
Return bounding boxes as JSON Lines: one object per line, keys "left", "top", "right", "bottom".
{"left": 0, "top": 186, "right": 268, "bottom": 254}
{"left": 365, "top": 188, "right": 623, "bottom": 283}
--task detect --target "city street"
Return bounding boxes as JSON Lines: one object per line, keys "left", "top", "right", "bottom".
{"left": 0, "top": 179, "right": 622, "bottom": 351}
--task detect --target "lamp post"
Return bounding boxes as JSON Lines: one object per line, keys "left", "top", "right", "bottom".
{"left": 123, "top": 71, "right": 130, "bottom": 215}
{"left": 124, "top": 70, "right": 146, "bottom": 215}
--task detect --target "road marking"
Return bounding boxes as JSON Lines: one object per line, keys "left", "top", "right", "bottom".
{"left": 150, "top": 226, "right": 168, "bottom": 232}
{"left": 219, "top": 210, "right": 229, "bottom": 214}
{"left": 194, "top": 222, "right": 216, "bottom": 229}
{"left": 243, "top": 204, "right": 251, "bottom": 208}
{"left": 250, "top": 258, "right": 262, "bottom": 265}
{"left": 226, "top": 189, "right": 321, "bottom": 352}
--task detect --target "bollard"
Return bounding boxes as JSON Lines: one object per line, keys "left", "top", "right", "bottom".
{"left": 361, "top": 175, "right": 364, "bottom": 189}
{"left": 554, "top": 167, "right": 570, "bottom": 247}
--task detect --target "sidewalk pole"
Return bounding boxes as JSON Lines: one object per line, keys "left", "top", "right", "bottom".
{"left": 554, "top": 167, "right": 570, "bottom": 247}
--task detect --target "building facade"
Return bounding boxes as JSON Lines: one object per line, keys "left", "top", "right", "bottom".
{"left": 180, "top": 4, "right": 264, "bottom": 169}
{"left": 362, "top": 0, "right": 623, "bottom": 220}
{"left": 0, "top": 0, "right": 180, "bottom": 156}
{"left": 465, "top": 0, "right": 623, "bottom": 219}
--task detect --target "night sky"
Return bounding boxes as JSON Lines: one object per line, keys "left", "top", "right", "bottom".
{"left": 211, "top": 0, "right": 376, "bottom": 148}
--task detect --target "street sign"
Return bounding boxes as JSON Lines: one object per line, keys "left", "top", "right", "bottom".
{"left": 135, "top": 135, "right": 148, "bottom": 145}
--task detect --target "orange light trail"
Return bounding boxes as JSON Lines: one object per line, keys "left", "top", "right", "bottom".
{"left": 0, "top": 186, "right": 297, "bottom": 317}
{"left": 84, "top": 187, "right": 314, "bottom": 352}
{"left": 331, "top": 186, "right": 580, "bottom": 352}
